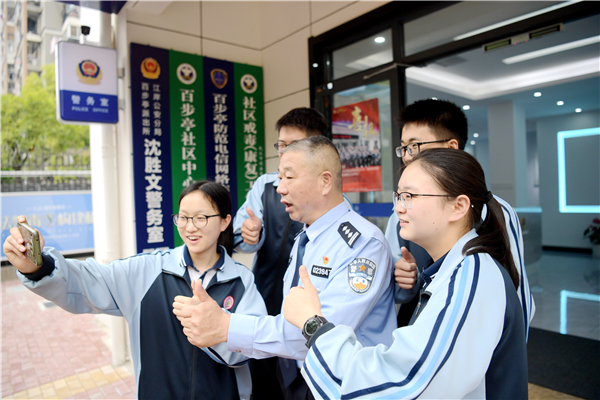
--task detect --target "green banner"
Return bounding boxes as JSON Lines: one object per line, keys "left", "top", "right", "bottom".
{"left": 169, "top": 50, "right": 205, "bottom": 247}
{"left": 234, "top": 64, "right": 265, "bottom": 203}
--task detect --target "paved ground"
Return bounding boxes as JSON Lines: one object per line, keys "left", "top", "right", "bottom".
{"left": 2, "top": 273, "right": 136, "bottom": 399}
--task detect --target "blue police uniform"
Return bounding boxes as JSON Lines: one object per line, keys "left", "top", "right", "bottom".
{"left": 302, "top": 229, "right": 528, "bottom": 399}
{"left": 17, "top": 245, "right": 267, "bottom": 400}
{"left": 233, "top": 172, "right": 303, "bottom": 315}
{"left": 385, "top": 193, "right": 535, "bottom": 339}
{"left": 227, "top": 201, "right": 397, "bottom": 365}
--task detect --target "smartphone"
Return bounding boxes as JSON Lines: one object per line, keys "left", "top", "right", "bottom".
{"left": 17, "top": 222, "right": 43, "bottom": 267}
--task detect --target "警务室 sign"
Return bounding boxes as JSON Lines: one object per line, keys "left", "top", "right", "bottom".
{"left": 55, "top": 41, "right": 118, "bottom": 124}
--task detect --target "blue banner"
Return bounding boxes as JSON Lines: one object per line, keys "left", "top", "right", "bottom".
{"left": 59, "top": 90, "right": 118, "bottom": 123}
{"left": 203, "top": 57, "right": 238, "bottom": 207}
{"left": 1, "top": 192, "right": 94, "bottom": 259}
{"left": 130, "top": 43, "right": 174, "bottom": 252}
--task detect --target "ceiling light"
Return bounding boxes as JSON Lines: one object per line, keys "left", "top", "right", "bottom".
{"left": 463, "top": 105, "right": 470, "bottom": 110}
{"left": 374, "top": 37, "right": 385, "bottom": 44}
{"left": 470, "top": 140, "right": 476, "bottom": 145}
{"left": 431, "top": 97, "right": 437, "bottom": 100}
{"left": 503, "top": 35, "right": 600, "bottom": 65}
{"left": 473, "top": 133, "right": 479, "bottom": 138}
{"left": 453, "top": 1, "right": 583, "bottom": 41}
{"left": 326, "top": 82, "right": 333, "bottom": 90}
{"left": 534, "top": 92, "right": 542, "bottom": 97}
{"left": 575, "top": 108, "right": 582, "bottom": 113}
{"left": 312, "top": 63, "right": 318, "bottom": 68}
{"left": 557, "top": 101, "right": 564, "bottom": 106}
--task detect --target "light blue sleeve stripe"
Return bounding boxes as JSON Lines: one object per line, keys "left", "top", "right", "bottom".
{"left": 306, "top": 349, "right": 341, "bottom": 399}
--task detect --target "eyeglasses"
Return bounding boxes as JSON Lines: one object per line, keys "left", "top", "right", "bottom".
{"left": 392, "top": 191, "right": 454, "bottom": 209}
{"left": 172, "top": 213, "right": 220, "bottom": 229}
{"left": 395, "top": 139, "right": 451, "bottom": 158}
{"left": 273, "top": 141, "right": 296, "bottom": 153}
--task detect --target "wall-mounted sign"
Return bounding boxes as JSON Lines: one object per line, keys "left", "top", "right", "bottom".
{"left": 55, "top": 41, "right": 118, "bottom": 124}
{"left": 332, "top": 98, "right": 382, "bottom": 192}
{"left": 130, "top": 43, "right": 264, "bottom": 252}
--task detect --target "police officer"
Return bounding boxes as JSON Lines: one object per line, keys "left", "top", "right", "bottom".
{"left": 232, "top": 107, "right": 328, "bottom": 399}
{"left": 174, "top": 136, "right": 397, "bottom": 400}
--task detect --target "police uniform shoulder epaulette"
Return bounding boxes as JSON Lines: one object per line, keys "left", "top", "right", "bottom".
{"left": 338, "top": 222, "right": 361, "bottom": 248}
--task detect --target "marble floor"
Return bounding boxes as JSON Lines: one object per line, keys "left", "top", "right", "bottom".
{"left": 527, "top": 250, "right": 600, "bottom": 341}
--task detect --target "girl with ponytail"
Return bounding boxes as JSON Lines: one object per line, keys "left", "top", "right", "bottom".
{"left": 282, "top": 148, "right": 528, "bottom": 400}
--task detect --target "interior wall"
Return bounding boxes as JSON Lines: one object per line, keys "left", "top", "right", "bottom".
{"left": 536, "top": 110, "right": 600, "bottom": 249}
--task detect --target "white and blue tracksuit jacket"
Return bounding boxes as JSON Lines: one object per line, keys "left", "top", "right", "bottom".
{"left": 385, "top": 193, "right": 535, "bottom": 339}
{"left": 228, "top": 201, "right": 397, "bottom": 367}
{"left": 302, "top": 229, "right": 528, "bottom": 399}
{"left": 17, "top": 245, "right": 267, "bottom": 400}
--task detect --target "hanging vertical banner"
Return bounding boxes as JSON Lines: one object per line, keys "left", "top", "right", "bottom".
{"left": 203, "top": 57, "right": 238, "bottom": 208}
{"left": 130, "top": 43, "right": 174, "bottom": 252}
{"left": 130, "top": 44, "right": 264, "bottom": 253}
{"left": 169, "top": 51, "right": 205, "bottom": 247}
{"left": 234, "top": 64, "right": 265, "bottom": 201}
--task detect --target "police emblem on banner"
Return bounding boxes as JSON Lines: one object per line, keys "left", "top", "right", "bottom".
{"left": 211, "top": 68, "right": 228, "bottom": 89}
{"left": 240, "top": 73, "right": 257, "bottom": 94}
{"left": 77, "top": 60, "right": 101, "bottom": 84}
{"left": 177, "top": 63, "right": 197, "bottom": 85}
{"left": 223, "top": 295, "right": 235, "bottom": 310}
{"left": 347, "top": 257, "right": 377, "bottom": 295}
{"left": 141, "top": 57, "right": 160, "bottom": 79}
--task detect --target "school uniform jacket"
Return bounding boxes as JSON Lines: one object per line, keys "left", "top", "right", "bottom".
{"left": 385, "top": 193, "right": 535, "bottom": 339}
{"left": 302, "top": 229, "right": 528, "bottom": 400}
{"left": 17, "top": 245, "right": 267, "bottom": 400}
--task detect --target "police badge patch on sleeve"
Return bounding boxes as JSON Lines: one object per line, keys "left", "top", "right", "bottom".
{"left": 347, "top": 258, "right": 377, "bottom": 295}
{"left": 338, "top": 222, "right": 361, "bottom": 248}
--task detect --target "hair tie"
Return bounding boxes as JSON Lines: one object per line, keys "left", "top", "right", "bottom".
{"left": 485, "top": 191, "right": 493, "bottom": 203}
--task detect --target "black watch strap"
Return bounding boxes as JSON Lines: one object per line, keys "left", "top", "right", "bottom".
{"left": 306, "top": 322, "right": 335, "bottom": 349}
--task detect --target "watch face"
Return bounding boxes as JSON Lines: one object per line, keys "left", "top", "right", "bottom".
{"left": 306, "top": 318, "right": 321, "bottom": 335}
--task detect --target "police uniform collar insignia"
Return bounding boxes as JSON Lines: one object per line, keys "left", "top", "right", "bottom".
{"left": 347, "top": 258, "right": 377, "bottom": 295}
{"left": 338, "top": 222, "right": 361, "bottom": 248}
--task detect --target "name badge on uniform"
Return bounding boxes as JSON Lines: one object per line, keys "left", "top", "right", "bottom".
{"left": 347, "top": 257, "right": 377, "bottom": 295}
{"left": 311, "top": 265, "right": 331, "bottom": 279}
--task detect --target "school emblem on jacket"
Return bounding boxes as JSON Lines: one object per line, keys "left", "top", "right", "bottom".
{"left": 211, "top": 68, "right": 228, "bottom": 89}
{"left": 347, "top": 258, "right": 376, "bottom": 295}
{"left": 77, "top": 60, "right": 101, "bottom": 84}
{"left": 141, "top": 57, "right": 160, "bottom": 79}
{"left": 223, "top": 295, "right": 234, "bottom": 310}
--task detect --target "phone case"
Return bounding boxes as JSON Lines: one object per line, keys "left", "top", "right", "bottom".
{"left": 17, "top": 222, "right": 43, "bottom": 267}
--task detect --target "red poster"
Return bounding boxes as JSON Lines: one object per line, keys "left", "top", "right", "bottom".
{"left": 332, "top": 98, "right": 382, "bottom": 192}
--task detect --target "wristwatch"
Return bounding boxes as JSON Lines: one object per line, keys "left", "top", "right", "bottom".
{"left": 302, "top": 315, "right": 329, "bottom": 342}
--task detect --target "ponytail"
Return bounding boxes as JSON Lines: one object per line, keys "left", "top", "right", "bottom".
{"left": 412, "top": 149, "right": 518, "bottom": 289}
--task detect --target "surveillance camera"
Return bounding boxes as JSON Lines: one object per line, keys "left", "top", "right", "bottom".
{"left": 81, "top": 25, "right": 91, "bottom": 35}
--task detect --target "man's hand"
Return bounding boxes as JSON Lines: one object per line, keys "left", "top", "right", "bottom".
{"left": 241, "top": 207, "right": 262, "bottom": 246}
{"left": 172, "top": 280, "right": 231, "bottom": 348}
{"left": 3, "top": 215, "right": 45, "bottom": 274}
{"left": 283, "top": 265, "right": 322, "bottom": 329}
{"left": 395, "top": 247, "right": 418, "bottom": 290}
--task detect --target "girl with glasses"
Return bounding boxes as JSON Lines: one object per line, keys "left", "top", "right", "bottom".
{"left": 4, "top": 180, "right": 266, "bottom": 400}
{"left": 283, "top": 148, "right": 527, "bottom": 399}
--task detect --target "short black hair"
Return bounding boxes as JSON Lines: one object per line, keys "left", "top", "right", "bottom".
{"left": 399, "top": 99, "right": 468, "bottom": 150}
{"left": 275, "top": 107, "right": 329, "bottom": 137}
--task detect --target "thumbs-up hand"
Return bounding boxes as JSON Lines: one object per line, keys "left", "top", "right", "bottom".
{"left": 394, "top": 247, "right": 418, "bottom": 290}
{"left": 241, "top": 207, "right": 262, "bottom": 245}
{"left": 172, "top": 280, "right": 231, "bottom": 347}
{"left": 283, "top": 265, "right": 322, "bottom": 329}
